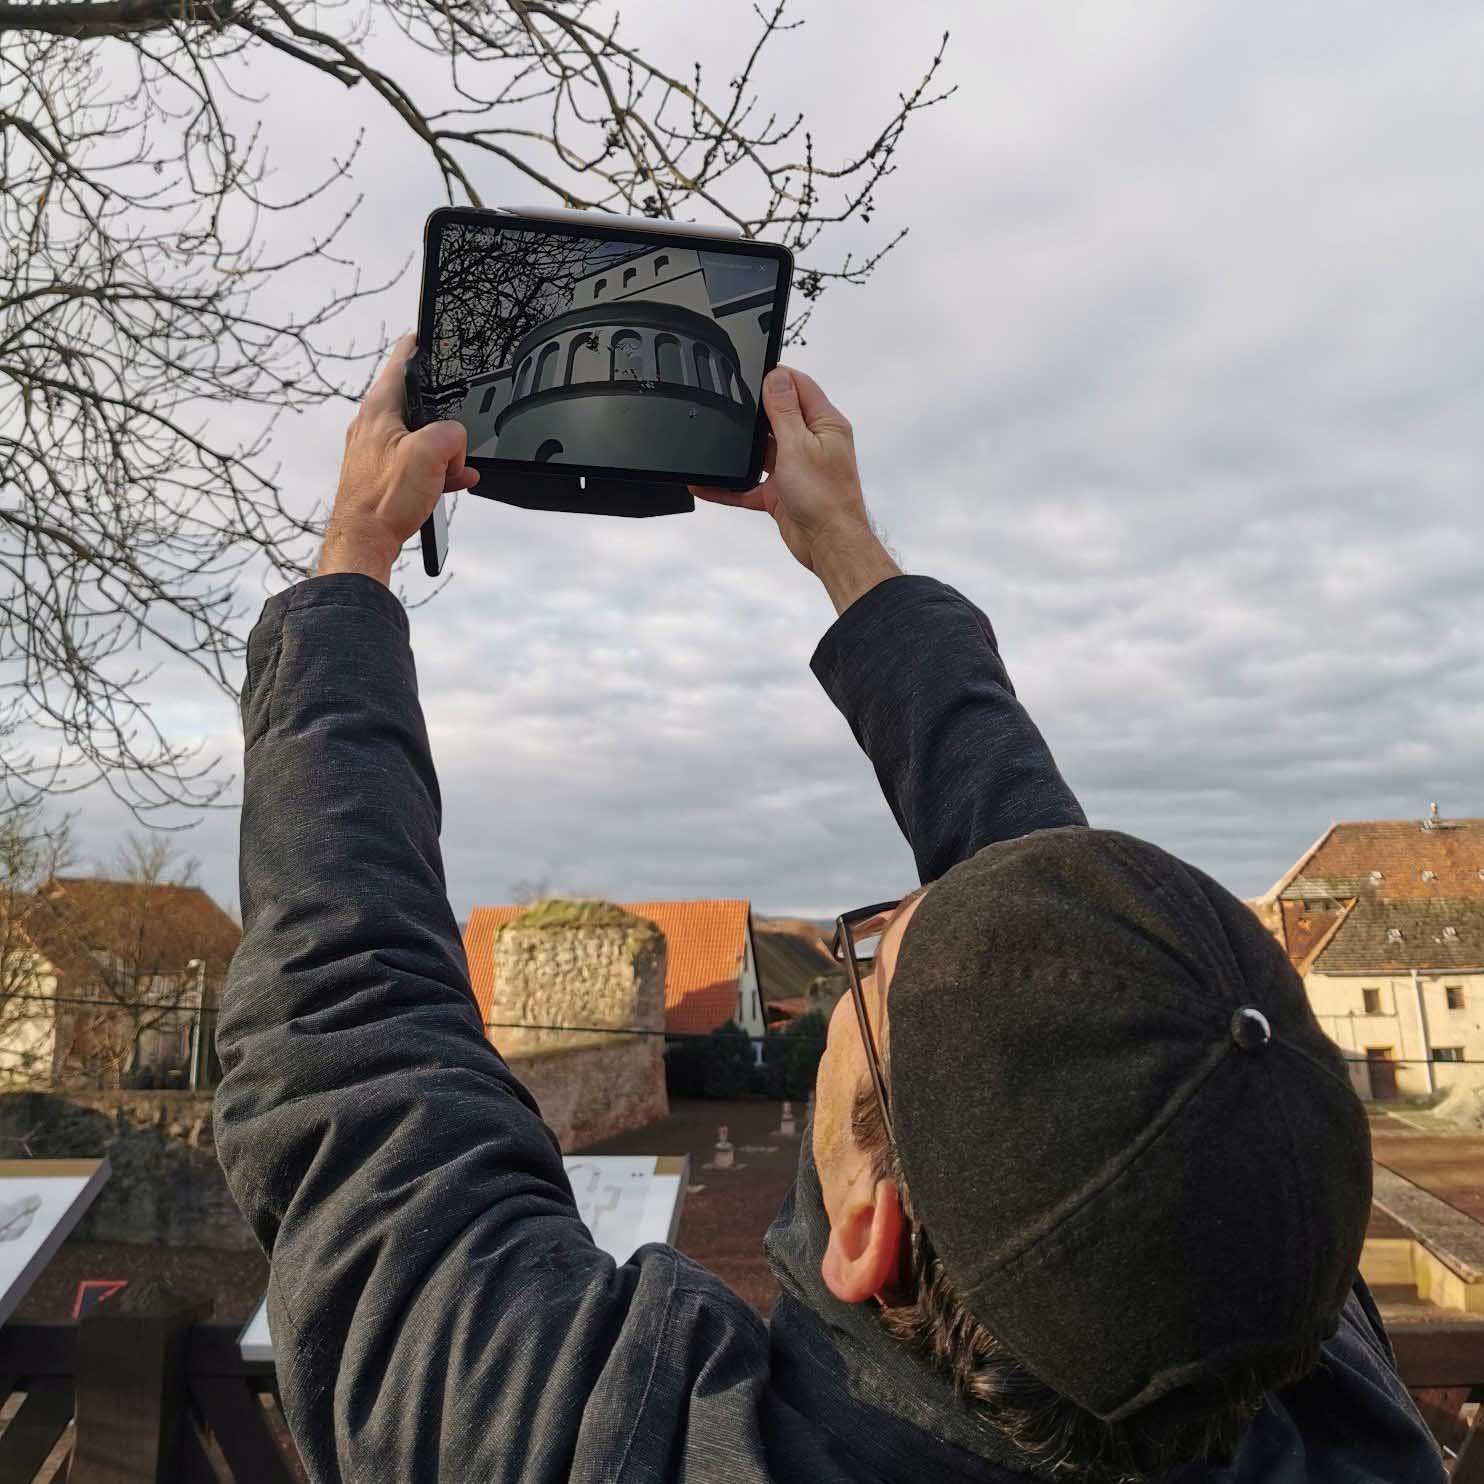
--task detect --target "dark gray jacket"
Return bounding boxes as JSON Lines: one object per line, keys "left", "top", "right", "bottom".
{"left": 215, "top": 572, "right": 1444, "bottom": 1483}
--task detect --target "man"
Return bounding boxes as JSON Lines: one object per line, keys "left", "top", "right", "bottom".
{"left": 215, "top": 338, "right": 1444, "bottom": 1482}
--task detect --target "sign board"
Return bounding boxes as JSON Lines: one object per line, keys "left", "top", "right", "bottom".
{"left": 239, "top": 1154, "right": 689, "bottom": 1363}
{"left": 0, "top": 1158, "right": 110, "bottom": 1328}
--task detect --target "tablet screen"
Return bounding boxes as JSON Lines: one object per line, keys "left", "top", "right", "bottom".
{"left": 419, "top": 212, "right": 789, "bottom": 486}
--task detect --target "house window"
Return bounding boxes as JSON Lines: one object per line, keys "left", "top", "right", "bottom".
{"left": 594, "top": 278, "right": 608, "bottom": 299}
{"left": 654, "top": 255, "right": 670, "bottom": 275}
{"left": 1447, "top": 986, "right": 1466, "bottom": 1011}
{"left": 1435, "top": 1047, "right": 1465, "bottom": 1063}
{"left": 623, "top": 266, "right": 637, "bottom": 287}
{"left": 478, "top": 383, "right": 502, "bottom": 415}
{"left": 1362, "top": 988, "right": 1380, "bottom": 1014}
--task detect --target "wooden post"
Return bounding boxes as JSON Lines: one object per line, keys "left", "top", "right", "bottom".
{"left": 69, "top": 1278, "right": 209, "bottom": 1484}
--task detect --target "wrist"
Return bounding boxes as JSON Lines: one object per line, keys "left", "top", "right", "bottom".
{"left": 317, "top": 513, "right": 402, "bottom": 587}
{"left": 809, "top": 520, "right": 901, "bottom": 616}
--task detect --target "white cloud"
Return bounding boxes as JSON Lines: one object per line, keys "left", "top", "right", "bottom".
{"left": 47, "top": 1, "right": 1484, "bottom": 926}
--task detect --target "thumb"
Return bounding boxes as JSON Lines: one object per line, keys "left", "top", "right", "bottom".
{"left": 762, "top": 367, "right": 806, "bottom": 443}
{"left": 407, "top": 419, "right": 467, "bottom": 473}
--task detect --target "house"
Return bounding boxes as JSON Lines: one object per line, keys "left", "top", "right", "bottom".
{"left": 0, "top": 877, "right": 240, "bottom": 1088}
{"left": 1250, "top": 809, "right": 1484, "bottom": 1099}
{"left": 464, "top": 899, "right": 768, "bottom": 1043}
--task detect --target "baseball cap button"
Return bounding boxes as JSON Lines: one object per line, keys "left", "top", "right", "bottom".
{"left": 1230, "top": 1006, "right": 1272, "bottom": 1052}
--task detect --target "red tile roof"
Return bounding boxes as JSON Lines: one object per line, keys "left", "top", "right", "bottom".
{"left": 1263, "top": 818, "right": 1484, "bottom": 903}
{"left": 463, "top": 899, "right": 753, "bottom": 1037}
{"left": 21, "top": 878, "right": 239, "bottom": 987}
{"left": 765, "top": 996, "right": 811, "bottom": 1023}
{"left": 1255, "top": 817, "right": 1484, "bottom": 975}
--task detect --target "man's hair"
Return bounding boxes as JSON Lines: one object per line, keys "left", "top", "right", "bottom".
{"left": 850, "top": 1081, "right": 1324, "bottom": 1482}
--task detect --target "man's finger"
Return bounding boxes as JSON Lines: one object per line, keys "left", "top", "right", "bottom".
{"left": 690, "top": 486, "right": 767, "bottom": 511}
{"left": 408, "top": 418, "right": 467, "bottom": 472}
{"left": 785, "top": 368, "right": 849, "bottom": 434}
{"left": 362, "top": 332, "right": 418, "bottom": 422}
{"left": 761, "top": 366, "right": 807, "bottom": 446}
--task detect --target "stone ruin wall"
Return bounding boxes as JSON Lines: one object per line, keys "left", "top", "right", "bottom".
{"left": 490, "top": 906, "right": 666, "bottom": 1051}
{"left": 492, "top": 903, "right": 668, "bottom": 1144}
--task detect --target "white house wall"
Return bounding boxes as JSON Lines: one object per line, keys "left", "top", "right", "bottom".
{"left": 0, "top": 965, "right": 60, "bottom": 1086}
{"left": 738, "top": 928, "right": 764, "bottom": 1041}
{"left": 1308, "top": 969, "right": 1484, "bottom": 1096}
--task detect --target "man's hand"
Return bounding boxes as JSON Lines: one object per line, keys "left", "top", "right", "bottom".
{"left": 319, "top": 332, "right": 480, "bottom": 586}
{"left": 690, "top": 366, "right": 900, "bottom": 615}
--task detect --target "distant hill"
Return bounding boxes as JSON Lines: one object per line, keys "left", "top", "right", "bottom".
{"left": 753, "top": 916, "right": 841, "bottom": 1014}
{"left": 754, "top": 916, "right": 833, "bottom": 949}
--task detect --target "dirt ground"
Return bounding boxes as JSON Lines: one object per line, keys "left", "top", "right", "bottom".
{"left": 1369, "top": 1121, "right": 1484, "bottom": 1226}
{"left": 14, "top": 1240, "right": 268, "bottom": 1324}
{"left": 583, "top": 1096, "right": 803, "bottom": 1315}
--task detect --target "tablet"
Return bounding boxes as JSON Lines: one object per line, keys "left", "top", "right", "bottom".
{"left": 414, "top": 208, "right": 793, "bottom": 491}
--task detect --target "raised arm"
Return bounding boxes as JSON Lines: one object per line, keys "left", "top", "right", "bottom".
{"left": 214, "top": 340, "right": 683, "bottom": 1482}
{"left": 692, "top": 368, "right": 1086, "bottom": 881}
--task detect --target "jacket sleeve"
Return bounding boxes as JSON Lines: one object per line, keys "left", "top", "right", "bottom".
{"left": 811, "top": 575, "right": 1088, "bottom": 880}
{"left": 212, "top": 574, "right": 671, "bottom": 1483}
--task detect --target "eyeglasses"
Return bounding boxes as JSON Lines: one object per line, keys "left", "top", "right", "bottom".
{"left": 832, "top": 899, "right": 901, "bottom": 1145}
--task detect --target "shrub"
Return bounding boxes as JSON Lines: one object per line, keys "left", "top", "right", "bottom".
{"left": 704, "top": 1020, "right": 754, "bottom": 1099}
{"left": 664, "top": 1036, "right": 709, "bottom": 1099}
{"left": 779, "top": 1010, "right": 828, "bottom": 1101}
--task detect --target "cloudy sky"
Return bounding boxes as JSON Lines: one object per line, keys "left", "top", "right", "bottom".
{"left": 53, "top": 0, "right": 1484, "bottom": 921}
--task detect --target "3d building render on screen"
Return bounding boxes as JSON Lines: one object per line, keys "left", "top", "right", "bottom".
{"left": 429, "top": 223, "right": 779, "bottom": 480}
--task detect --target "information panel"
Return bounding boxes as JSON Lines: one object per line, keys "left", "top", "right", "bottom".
{"left": 0, "top": 1158, "right": 111, "bottom": 1328}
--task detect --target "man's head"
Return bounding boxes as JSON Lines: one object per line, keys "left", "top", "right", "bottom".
{"left": 809, "top": 828, "right": 1371, "bottom": 1481}
{"left": 813, "top": 886, "right": 929, "bottom": 1302}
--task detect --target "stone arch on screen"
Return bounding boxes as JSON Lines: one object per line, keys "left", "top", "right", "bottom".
{"left": 654, "top": 334, "right": 684, "bottom": 384}
{"left": 611, "top": 329, "right": 644, "bottom": 381}
{"left": 534, "top": 342, "right": 561, "bottom": 392}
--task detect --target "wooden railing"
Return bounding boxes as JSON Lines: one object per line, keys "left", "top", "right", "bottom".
{"left": 0, "top": 1298, "right": 1478, "bottom": 1481}
{"left": 0, "top": 1282, "right": 298, "bottom": 1483}
{"left": 1392, "top": 1321, "right": 1484, "bottom": 1480}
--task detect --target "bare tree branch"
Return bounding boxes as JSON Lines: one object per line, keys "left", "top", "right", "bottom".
{"left": 1, "top": 1, "right": 952, "bottom": 815}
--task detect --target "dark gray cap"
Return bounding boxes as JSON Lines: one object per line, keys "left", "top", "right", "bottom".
{"left": 888, "top": 827, "right": 1371, "bottom": 1426}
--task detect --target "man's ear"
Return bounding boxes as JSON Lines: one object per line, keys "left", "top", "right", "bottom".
{"left": 821, "top": 1179, "right": 903, "bottom": 1305}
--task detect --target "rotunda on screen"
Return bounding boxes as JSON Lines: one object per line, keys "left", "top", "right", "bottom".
{"left": 461, "top": 246, "right": 776, "bottom": 478}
